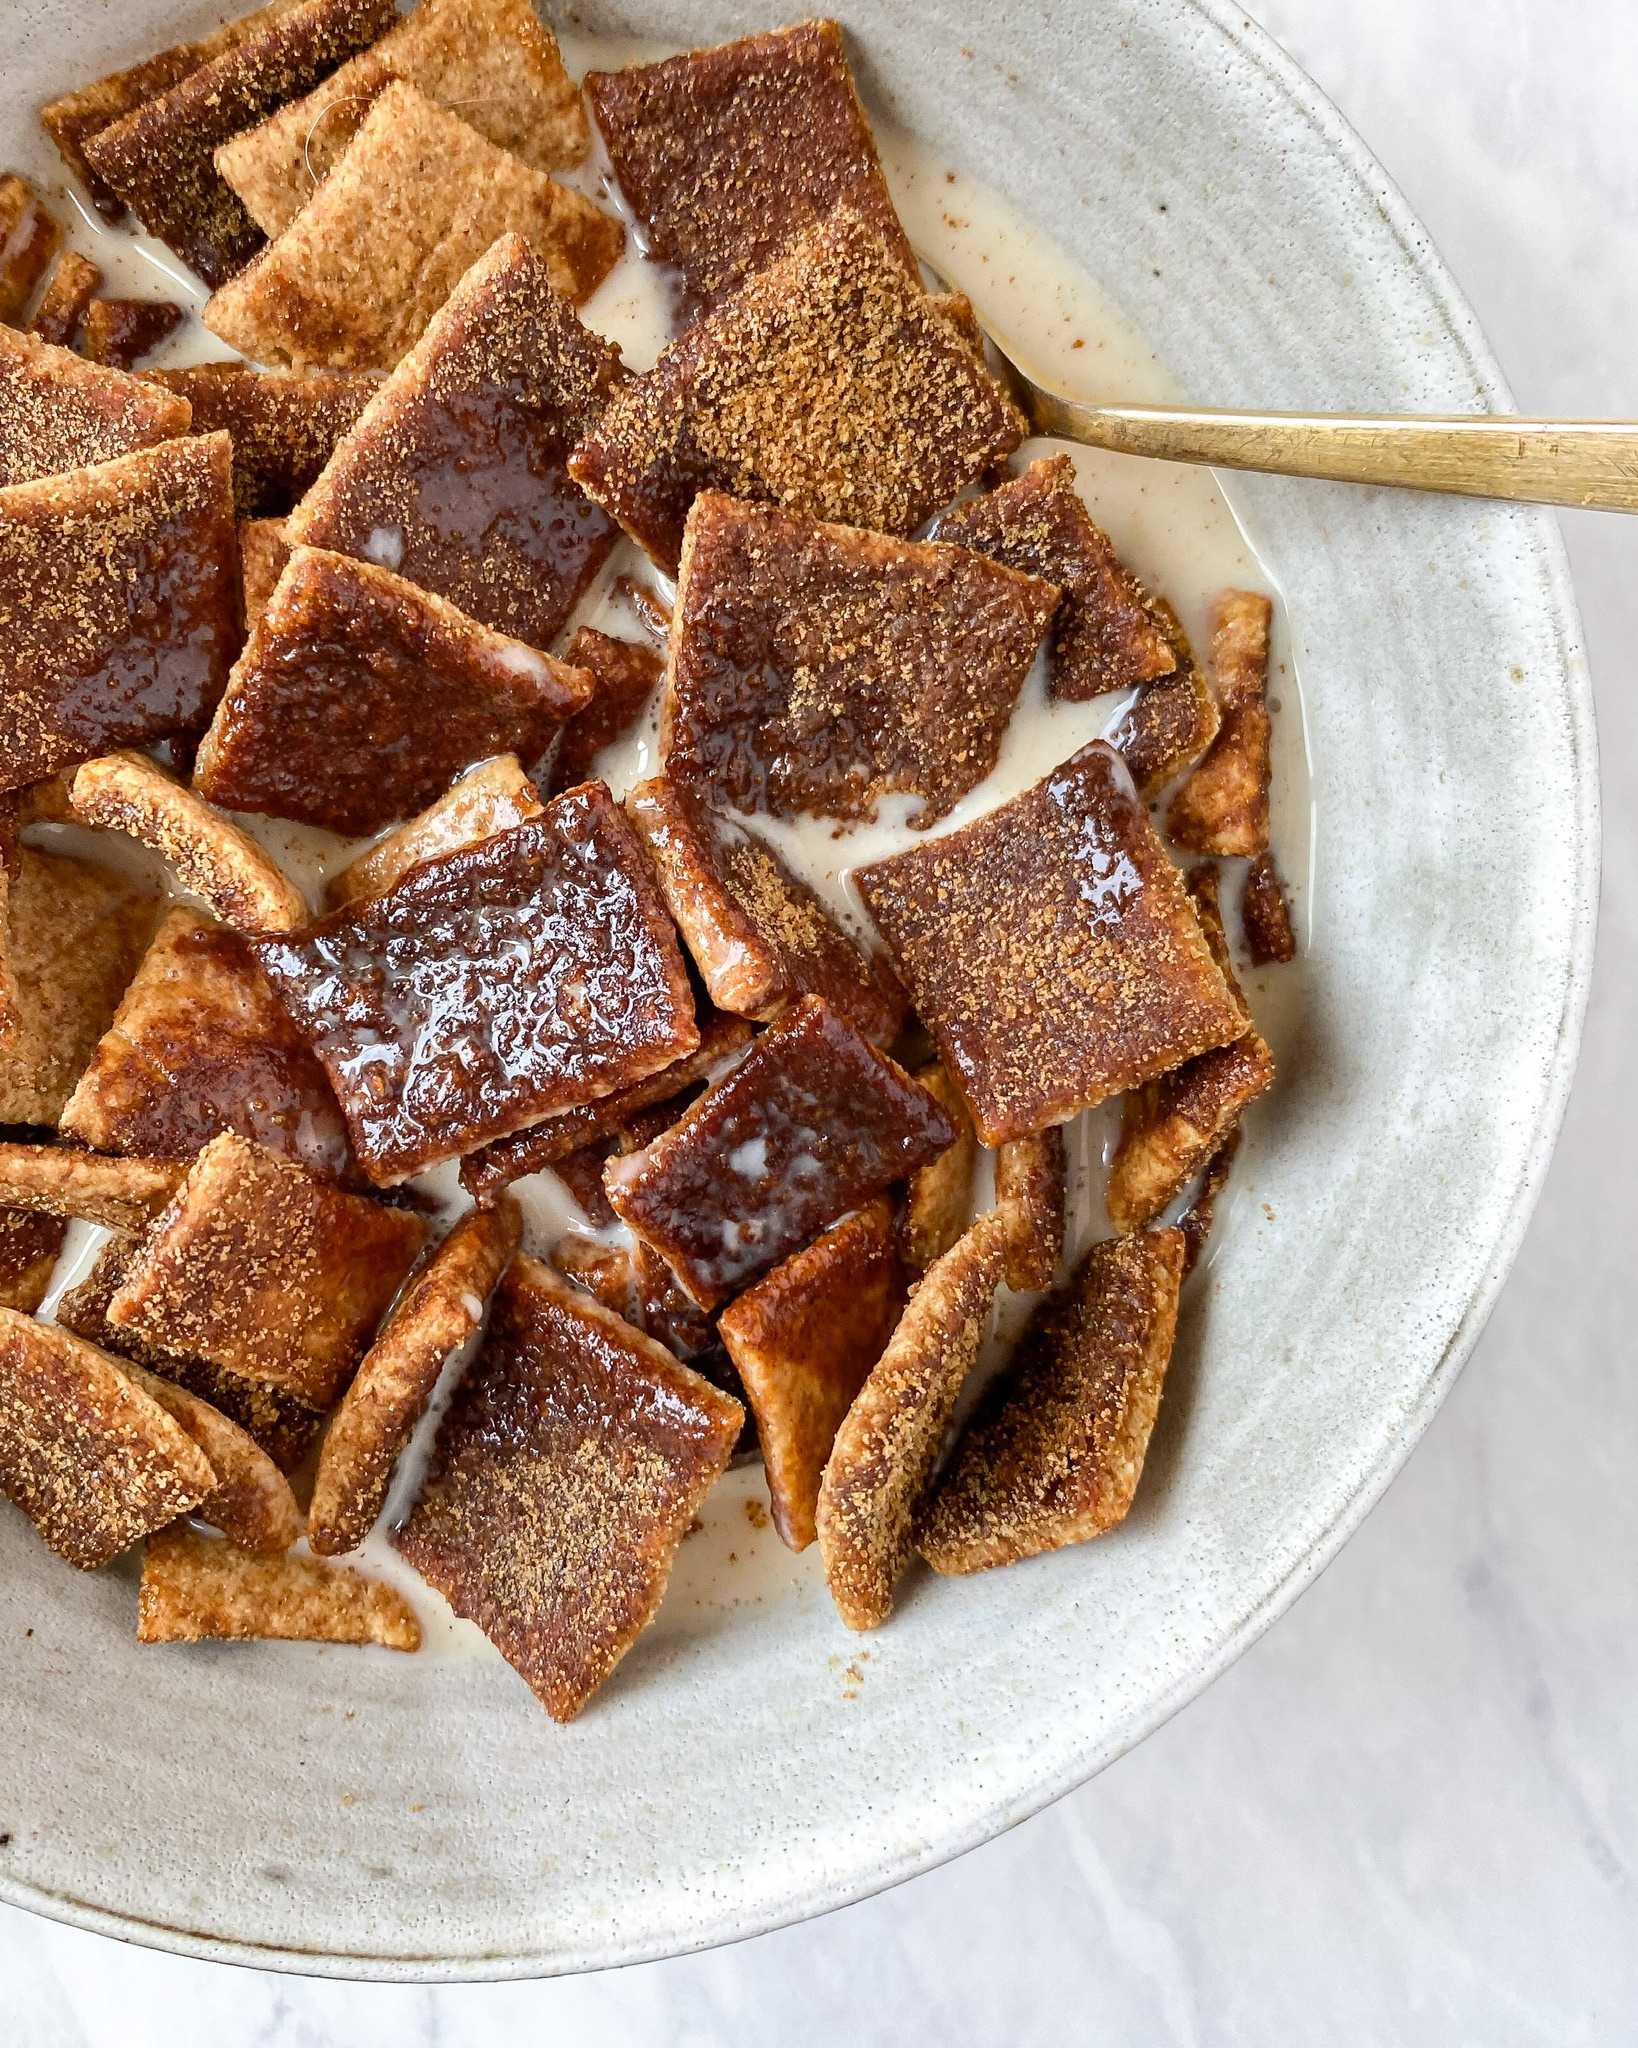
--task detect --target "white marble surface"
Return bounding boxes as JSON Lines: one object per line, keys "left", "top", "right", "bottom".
{"left": 6, "top": 0, "right": 1637, "bottom": 2038}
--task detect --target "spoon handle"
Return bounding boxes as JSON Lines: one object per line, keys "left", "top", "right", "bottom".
{"left": 1024, "top": 395, "right": 1638, "bottom": 512}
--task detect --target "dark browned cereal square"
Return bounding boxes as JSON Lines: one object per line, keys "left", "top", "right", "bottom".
{"left": 0, "top": 324, "right": 190, "bottom": 490}
{"left": 1167, "top": 589, "right": 1275, "bottom": 856}
{"left": 544, "top": 628, "right": 662, "bottom": 798}
{"left": 79, "top": 298, "right": 186, "bottom": 372}
{"left": 322, "top": 753, "right": 544, "bottom": 911}
{"left": 28, "top": 250, "right": 102, "bottom": 350}
{"left": 144, "top": 362, "right": 377, "bottom": 516}
{"left": 1107, "top": 595, "right": 1221, "bottom": 800}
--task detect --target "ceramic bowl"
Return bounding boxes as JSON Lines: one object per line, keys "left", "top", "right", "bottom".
{"left": 0, "top": 0, "right": 1595, "bottom": 1979}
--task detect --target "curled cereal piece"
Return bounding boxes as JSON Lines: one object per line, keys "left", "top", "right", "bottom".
{"left": 71, "top": 752, "right": 308, "bottom": 936}
{"left": 903, "top": 1062, "right": 977, "bottom": 1272}
{"left": 1107, "top": 597, "right": 1221, "bottom": 800}
{"left": 1166, "top": 590, "right": 1275, "bottom": 857}
{"left": 119, "top": 1360, "right": 301, "bottom": 1553}
{"left": 28, "top": 250, "right": 102, "bottom": 349}
{"left": 1242, "top": 851, "right": 1298, "bottom": 966}
{"left": 139, "top": 1521, "right": 420, "bottom": 1649}
{"left": 0, "top": 1141, "right": 186, "bottom": 1230}
{"left": 995, "top": 1125, "right": 1066, "bottom": 1292}
{"left": 0, "top": 1208, "right": 67, "bottom": 1312}
{"left": 323, "top": 755, "right": 544, "bottom": 911}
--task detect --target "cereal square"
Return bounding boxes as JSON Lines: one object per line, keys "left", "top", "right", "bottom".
{"left": 80, "top": 298, "right": 185, "bottom": 372}
{"left": 0, "top": 1204, "right": 66, "bottom": 1312}
{"left": 995, "top": 1125, "right": 1067, "bottom": 1291}
{"left": 0, "top": 175, "right": 61, "bottom": 325}
{"left": 139, "top": 1521, "right": 420, "bottom": 1646}
{"left": 122, "top": 1358, "right": 302, "bottom": 1553}
{"left": 324, "top": 752, "right": 544, "bottom": 910}
{"left": 0, "top": 325, "right": 190, "bottom": 488}
{"left": 1167, "top": 590, "right": 1274, "bottom": 856}
{"left": 0, "top": 1142, "right": 186, "bottom": 1231}
{"left": 238, "top": 516, "right": 291, "bottom": 632}
{"left": 145, "top": 362, "right": 376, "bottom": 516}
{"left": 544, "top": 629, "right": 661, "bottom": 798}
{"left": 28, "top": 250, "right": 102, "bottom": 349}
{"left": 903, "top": 1061, "right": 977, "bottom": 1271}
{"left": 1107, "top": 595, "right": 1221, "bottom": 799}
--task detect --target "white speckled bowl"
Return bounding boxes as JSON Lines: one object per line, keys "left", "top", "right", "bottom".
{"left": 0, "top": 0, "right": 1595, "bottom": 1979}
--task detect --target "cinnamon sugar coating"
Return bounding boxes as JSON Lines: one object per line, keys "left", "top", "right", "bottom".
{"left": 918, "top": 1229, "right": 1184, "bottom": 1572}
{"left": 323, "top": 753, "right": 544, "bottom": 910}
{"left": 29, "top": 251, "right": 102, "bottom": 349}
{"left": 625, "top": 773, "right": 902, "bottom": 1039}
{"left": 104, "top": 1132, "right": 429, "bottom": 1408}
{"left": 569, "top": 207, "right": 1025, "bottom": 572}
{"left": 80, "top": 299, "right": 186, "bottom": 372}
{"left": 238, "top": 516, "right": 291, "bottom": 632}
{"left": 395, "top": 1253, "right": 741, "bottom": 1719}
{"left": 203, "top": 83, "right": 624, "bottom": 370}
{"left": 857, "top": 741, "right": 1245, "bottom": 1145}
{"left": 219, "top": 0, "right": 588, "bottom": 238}
{"left": 82, "top": 0, "right": 397, "bottom": 289}
{"left": 0, "top": 1309, "right": 215, "bottom": 1569}
{"left": 120, "top": 1359, "right": 302, "bottom": 1552}
{"left": 194, "top": 545, "right": 593, "bottom": 835}
{"left": 995, "top": 1125, "right": 1067, "bottom": 1291}
{"left": 0, "top": 1142, "right": 186, "bottom": 1231}
{"left": 0, "top": 325, "right": 190, "bottom": 489}
{"left": 663, "top": 494, "right": 1058, "bottom": 826}
{"left": 545, "top": 629, "right": 662, "bottom": 798}
{"left": 586, "top": 21, "right": 916, "bottom": 319}
{"left": 145, "top": 363, "right": 375, "bottom": 516}
{"left": 1108, "top": 595, "right": 1221, "bottom": 799}
{"left": 1242, "top": 850, "right": 1298, "bottom": 966}
{"left": 720, "top": 1199, "right": 906, "bottom": 1550}
{"left": 60, "top": 906, "right": 359, "bottom": 1184}
{"left": 605, "top": 995, "right": 955, "bottom": 1310}
{"left": 937, "top": 457, "right": 1176, "bottom": 701}
{"left": 308, "top": 1196, "right": 521, "bottom": 1555}
{"left": 903, "top": 1062, "right": 977, "bottom": 1271}
{"left": 1167, "top": 590, "right": 1274, "bottom": 856}
{"left": 285, "top": 233, "right": 625, "bottom": 648}
{"left": 815, "top": 1210, "right": 1010, "bottom": 1628}
{"left": 139, "top": 1520, "right": 420, "bottom": 1648}
{"left": 254, "top": 789, "right": 700, "bottom": 1184}
{"left": 0, "top": 1204, "right": 66, "bottom": 1312}
{"left": 0, "top": 175, "right": 62, "bottom": 325}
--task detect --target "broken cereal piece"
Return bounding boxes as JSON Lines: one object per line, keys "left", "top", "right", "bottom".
{"left": 139, "top": 1519, "right": 420, "bottom": 1647}
{"left": 586, "top": 21, "right": 915, "bottom": 318}
{"left": 238, "top": 516, "right": 291, "bottom": 632}
{"left": 0, "top": 174, "right": 62, "bottom": 325}
{"left": 0, "top": 433, "right": 239, "bottom": 790}
{"left": 284, "top": 232, "right": 625, "bottom": 646}
{"left": 194, "top": 546, "right": 592, "bottom": 835}
{"left": 1167, "top": 590, "right": 1275, "bottom": 856}
{"left": 664, "top": 494, "right": 1057, "bottom": 825}
{"left": 120, "top": 1359, "right": 301, "bottom": 1552}
{"left": 0, "top": 849, "right": 157, "bottom": 1125}
{"left": 79, "top": 299, "right": 185, "bottom": 372}
{"left": 569, "top": 207, "right": 1025, "bottom": 572}
{"left": 323, "top": 753, "right": 543, "bottom": 910}
{"left": 720, "top": 1200, "right": 906, "bottom": 1550}
{"left": 1242, "top": 851, "right": 1297, "bottom": 966}
{"left": 0, "top": 1141, "right": 186, "bottom": 1230}
{"left": 104, "top": 1131, "right": 428, "bottom": 1408}
{"left": 0, "top": 324, "right": 192, "bottom": 489}
{"left": 59, "top": 906, "right": 357, "bottom": 1183}
{"left": 545, "top": 629, "right": 661, "bottom": 798}
{"left": 903, "top": 1062, "right": 977, "bottom": 1271}
{"left": 1178, "top": 1127, "right": 1239, "bottom": 1275}
{"left": 606, "top": 995, "right": 955, "bottom": 1310}
{"left": 219, "top": 0, "right": 588, "bottom": 238}
{"left": 996, "top": 1125, "right": 1067, "bottom": 1291}
{"left": 816, "top": 1210, "right": 1010, "bottom": 1627}
{"left": 919, "top": 1229, "right": 1184, "bottom": 1572}
{"left": 395, "top": 1253, "right": 740, "bottom": 1718}
{"left": 144, "top": 363, "right": 376, "bottom": 516}
{"left": 0, "top": 1204, "right": 67, "bottom": 1312}
{"left": 81, "top": 0, "right": 398, "bottom": 289}
{"left": 857, "top": 741, "right": 1244, "bottom": 1144}
{"left": 72, "top": 751, "right": 308, "bottom": 934}
{"left": 625, "top": 773, "right": 903, "bottom": 1039}
{"left": 204, "top": 82, "right": 624, "bottom": 370}
{"left": 1108, "top": 596, "right": 1221, "bottom": 800}
{"left": 308, "top": 1197, "right": 521, "bottom": 1556}
{"left": 254, "top": 789, "right": 699, "bottom": 1184}
{"left": 937, "top": 456, "right": 1175, "bottom": 701}
{"left": 29, "top": 250, "right": 102, "bottom": 349}
{"left": 0, "top": 1310, "right": 215, "bottom": 1568}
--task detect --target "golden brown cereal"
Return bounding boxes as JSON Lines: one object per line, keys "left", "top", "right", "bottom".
{"left": 79, "top": 299, "right": 186, "bottom": 372}
{"left": 815, "top": 1210, "right": 1010, "bottom": 1628}
{"left": 322, "top": 754, "right": 544, "bottom": 910}
{"left": 144, "top": 363, "right": 376, "bottom": 516}
{"left": 119, "top": 1360, "right": 302, "bottom": 1552}
{"left": 28, "top": 250, "right": 102, "bottom": 349}
{"left": 995, "top": 1125, "right": 1067, "bottom": 1291}
{"left": 0, "top": 1204, "right": 67, "bottom": 1312}
{"left": 139, "top": 1519, "right": 420, "bottom": 1648}
{"left": 1177, "top": 1128, "right": 1240, "bottom": 1275}
{"left": 395, "top": 1253, "right": 741, "bottom": 1719}
{"left": 0, "top": 1141, "right": 186, "bottom": 1230}
{"left": 1108, "top": 596, "right": 1222, "bottom": 800}
{"left": 919, "top": 1230, "right": 1184, "bottom": 1572}
{"left": 1243, "top": 851, "right": 1298, "bottom": 966}
{"left": 238, "top": 516, "right": 291, "bottom": 632}
{"left": 0, "top": 324, "right": 191, "bottom": 491}
{"left": 903, "top": 1062, "right": 977, "bottom": 1272}
{"left": 1167, "top": 590, "right": 1275, "bottom": 856}
{"left": 544, "top": 630, "right": 662, "bottom": 799}
{"left": 0, "top": 174, "right": 62, "bottom": 325}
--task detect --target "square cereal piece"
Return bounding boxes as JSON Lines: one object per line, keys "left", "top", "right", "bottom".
{"left": 121, "top": 1358, "right": 301, "bottom": 1552}
{"left": 0, "top": 848, "right": 158, "bottom": 1125}
{"left": 0, "top": 1141, "right": 186, "bottom": 1230}
{"left": 0, "top": 1309, "right": 215, "bottom": 1568}
{"left": 80, "top": 298, "right": 185, "bottom": 372}
{"left": 0, "top": 1205, "right": 67, "bottom": 1312}
{"left": 139, "top": 1520, "right": 419, "bottom": 1646}
{"left": 919, "top": 1229, "right": 1184, "bottom": 1572}
{"left": 239, "top": 516, "right": 291, "bottom": 632}
{"left": 144, "top": 363, "right": 376, "bottom": 516}
{"left": 0, "top": 323, "right": 192, "bottom": 489}
{"left": 219, "top": 0, "right": 588, "bottom": 238}
{"left": 568, "top": 206, "right": 1025, "bottom": 573}
{"left": 56, "top": 1232, "right": 324, "bottom": 1472}
{"left": 29, "top": 250, "right": 102, "bottom": 349}
{"left": 625, "top": 773, "right": 903, "bottom": 1040}
{"left": 1167, "top": 589, "right": 1275, "bottom": 856}
{"left": 394, "top": 1252, "right": 741, "bottom": 1718}
{"left": 1108, "top": 595, "right": 1220, "bottom": 800}
{"left": 254, "top": 788, "right": 700, "bottom": 1184}
{"left": 719, "top": 1199, "right": 906, "bottom": 1551}
{"left": 1243, "top": 851, "right": 1297, "bottom": 967}
{"left": 308, "top": 1196, "right": 521, "bottom": 1555}
{"left": 203, "top": 82, "right": 624, "bottom": 370}
{"left": 995, "top": 1125, "right": 1067, "bottom": 1292}
{"left": 81, "top": 0, "right": 397, "bottom": 289}
{"left": 544, "top": 629, "right": 661, "bottom": 799}
{"left": 284, "top": 233, "right": 625, "bottom": 646}
{"left": 0, "top": 433, "right": 239, "bottom": 791}
{"left": 663, "top": 494, "right": 1058, "bottom": 826}
{"left": 0, "top": 174, "right": 62, "bottom": 325}
{"left": 903, "top": 1061, "right": 977, "bottom": 1271}
{"left": 60, "top": 906, "right": 358, "bottom": 1184}
{"left": 936, "top": 456, "right": 1176, "bottom": 702}
{"left": 71, "top": 751, "right": 308, "bottom": 934}
{"left": 193, "top": 545, "right": 593, "bottom": 835}
{"left": 1178, "top": 1127, "right": 1239, "bottom": 1275}
{"left": 323, "top": 753, "right": 542, "bottom": 910}
{"left": 585, "top": 21, "right": 915, "bottom": 319}
{"left": 605, "top": 995, "right": 956, "bottom": 1310}
{"left": 857, "top": 741, "right": 1245, "bottom": 1145}
{"left": 104, "top": 1131, "right": 429, "bottom": 1408}
{"left": 815, "top": 1209, "right": 1010, "bottom": 1628}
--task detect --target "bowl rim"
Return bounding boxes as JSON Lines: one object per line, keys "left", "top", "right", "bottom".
{"left": 0, "top": 0, "right": 1599, "bottom": 1982}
